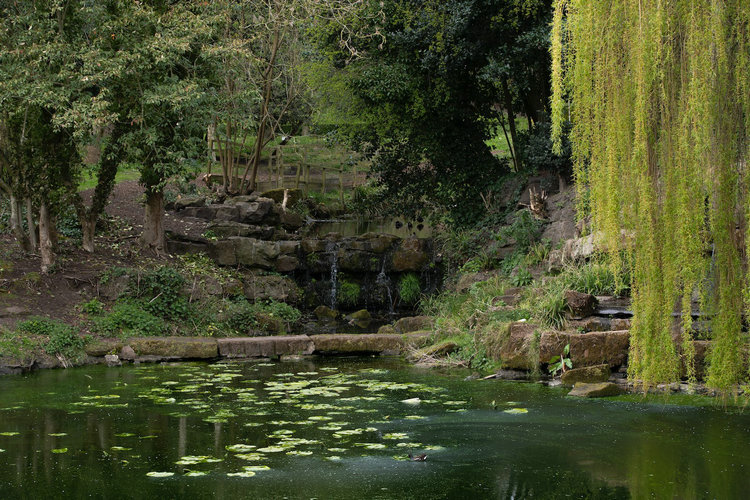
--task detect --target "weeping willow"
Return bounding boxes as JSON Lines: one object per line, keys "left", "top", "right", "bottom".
{"left": 551, "top": 1, "right": 750, "bottom": 391}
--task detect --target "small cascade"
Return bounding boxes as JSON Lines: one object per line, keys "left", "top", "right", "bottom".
{"left": 376, "top": 256, "right": 395, "bottom": 315}
{"left": 326, "top": 241, "right": 339, "bottom": 310}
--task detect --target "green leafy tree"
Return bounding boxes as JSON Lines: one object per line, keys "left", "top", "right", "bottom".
{"left": 318, "top": 0, "right": 553, "bottom": 224}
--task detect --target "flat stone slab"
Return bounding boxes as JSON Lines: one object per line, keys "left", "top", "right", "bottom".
{"left": 218, "top": 335, "right": 314, "bottom": 358}
{"left": 128, "top": 337, "right": 218, "bottom": 359}
{"left": 312, "top": 334, "right": 404, "bottom": 354}
{"left": 568, "top": 382, "right": 623, "bottom": 398}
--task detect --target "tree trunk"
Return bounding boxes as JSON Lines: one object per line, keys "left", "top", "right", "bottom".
{"left": 501, "top": 77, "right": 519, "bottom": 171}
{"left": 9, "top": 194, "right": 30, "bottom": 251}
{"left": 142, "top": 190, "right": 166, "bottom": 254}
{"left": 25, "top": 197, "right": 38, "bottom": 249}
{"left": 81, "top": 216, "right": 96, "bottom": 253}
{"left": 38, "top": 201, "right": 54, "bottom": 273}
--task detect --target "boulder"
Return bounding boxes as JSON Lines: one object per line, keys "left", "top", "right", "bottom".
{"left": 301, "top": 239, "right": 327, "bottom": 254}
{"left": 346, "top": 309, "right": 371, "bottom": 321}
{"left": 409, "top": 341, "right": 458, "bottom": 361}
{"left": 360, "top": 233, "right": 399, "bottom": 254}
{"left": 314, "top": 305, "right": 339, "bottom": 320}
{"left": 208, "top": 239, "right": 237, "bottom": 266}
{"left": 207, "top": 221, "right": 275, "bottom": 239}
{"left": 338, "top": 249, "right": 380, "bottom": 273}
{"left": 565, "top": 290, "right": 598, "bottom": 319}
{"left": 218, "top": 335, "right": 314, "bottom": 358}
{"left": 104, "top": 354, "right": 121, "bottom": 367}
{"left": 540, "top": 331, "right": 629, "bottom": 368}
{"left": 236, "top": 198, "right": 275, "bottom": 224}
{"left": 234, "top": 237, "right": 280, "bottom": 269}
{"left": 279, "top": 210, "right": 304, "bottom": 230}
{"left": 377, "top": 324, "right": 396, "bottom": 335}
{"left": 172, "top": 195, "right": 206, "bottom": 211}
{"left": 275, "top": 255, "right": 300, "bottom": 273}
{"left": 500, "top": 324, "right": 630, "bottom": 371}
{"left": 243, "top": 274, "right": 300, "bottom": 304}
{"left": 542, "top": 220, "right": 577, "bottom": 246}
{"left": 120, "top": 345, "right": 136, "bottom": 361}
{"left": 85, "top": 339, "right": 123, "bottom": 357}
{"left": 499, "top": 324, "right": 537, "bottom": 370}
{"left": 567, "top": 382, "right": 623, "bottom": 398}
{"left": 127, "top": 337, "right": 218, "bottom": 359}
{"left": 261, "top": 188, "right": 303, "bottom": 206}
{"left": 391, "top": 238, "right": 430, "bottom": 272}
{"left": 393, "top": 316, "right": 434, "bottom": 334}
{"left": 224, "top": 194, "right": 259, "bottom": 205}
{"left": 560, "top": 364, "right": 611, "bottom": 386}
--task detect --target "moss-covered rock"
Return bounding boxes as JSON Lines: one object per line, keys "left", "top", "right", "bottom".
{"left": 128, "top": 337, "right": 218, "bottom": 359}
{"left": 567, "top": 382, "right": 623, "bottom": 398}
{"left": 312, "top": 334, "right": 404, "bottom": 354}
{"left": 393, "top": 316, "right": 434, "bottom": 334}
{"left": 314, "top": 305, "right": 339, "bottom": 320}
{"left": 85, "top": 340, "right": 123, "bottom": 357}
{"left": 560, "top": 364, "right": 610, "bottom": 386}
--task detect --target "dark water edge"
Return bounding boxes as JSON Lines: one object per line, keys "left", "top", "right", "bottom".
{"left": 0, "top": 358, "right": 747, "bottom": 499}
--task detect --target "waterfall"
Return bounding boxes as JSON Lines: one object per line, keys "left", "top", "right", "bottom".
{"left": 326, "top": 241, "right": 339, "bottom": 310}
{"left": 376, "top": 256, "right": 395, "bottom": 315}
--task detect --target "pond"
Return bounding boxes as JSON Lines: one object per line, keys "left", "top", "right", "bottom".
{"left": 0, "top": 358, "right": 748, "bottom": 498}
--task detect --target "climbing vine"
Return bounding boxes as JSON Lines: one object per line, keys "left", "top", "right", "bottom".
{"left": 552, "top": 1, "right": 750, "bottom": 391}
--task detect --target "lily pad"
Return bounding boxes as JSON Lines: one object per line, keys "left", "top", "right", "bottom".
{"left": 504, "top": 408, "right": 528, "bottom": 414}
{"left": 226, "top": 444, "right": 256, "bottom": 453}
{"left": 51, "top": 448, "right": 68, "bottom": 454}
{"left": 146, "top": 472, "right": 174, "bottom": 478}
{"left": 227, "top": 471, "right": 256, "bottom": 477}
{"left": 185, "top": 471, "right": 208, "bottom": 477}
{"left": 48, "top": 433, "right": 67, "bottom": 437}
{"left": 0, "top": 432, "right": 19, "bottom": 436}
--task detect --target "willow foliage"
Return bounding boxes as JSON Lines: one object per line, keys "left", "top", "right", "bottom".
{"left": 552, "top": 1, "right": 750, "bottom": 391}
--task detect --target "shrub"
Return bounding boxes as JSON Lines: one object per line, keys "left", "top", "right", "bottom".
{"left": 534, "top": 287, "right": 567, "bottom": 329}
{"left": 259, "top": 300, "right": 302, "bottom": 325}
{"left": 399, "top": 273, "right": 421, "bottom": 304}
{"left": 511, "top": 267, "right": 533, "bottom": 287}
{"left": 16, "top": 317, "right": 87, "bottom": 359}
{"left": 496, "top": 210, "right": 543, "bottom": 253}
{"left": 79, "top": 298, "right": 105, "bottom": 315}
{"left": 91, "top": 302, "right": 167, "bottom": 338}
{"left": 128, "top": 266, "right": 188, "bottom": 320}
{"left": 45, "top": 328, "right": 87, "bottom": 359}
{"left": 559, "top": 261, "right": 630, "bottom": 296}
{"left": 337, "top": 281, "right": 361, "bottom": 308}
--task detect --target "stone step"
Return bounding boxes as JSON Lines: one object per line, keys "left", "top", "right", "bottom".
{"left": 218, "top": 335, "right": 314, "bottom": 358}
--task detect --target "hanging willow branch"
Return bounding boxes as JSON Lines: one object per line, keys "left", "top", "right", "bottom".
{"left": 552, "top": 0, "right": 750, "bottom": 391}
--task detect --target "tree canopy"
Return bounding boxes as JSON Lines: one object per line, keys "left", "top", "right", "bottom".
{"left": 319, "top": 0, "right": 554, "bottom": 224}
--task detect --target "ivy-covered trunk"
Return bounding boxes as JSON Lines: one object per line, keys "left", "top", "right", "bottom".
{"left": 81, "top": 216, "right": 96, "bottom": 253}
{"left": 9, "top": 194, "right": 30, "bottom": 252}
{"left": 142, "top": 189, "right": 166, "bottom": 254}
{"left": 38, "top": 201, "right": 54, "bottom": 273}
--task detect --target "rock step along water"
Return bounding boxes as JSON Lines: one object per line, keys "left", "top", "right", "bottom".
{"left": 83, "top": 333, "right": 432, "bottom": 365}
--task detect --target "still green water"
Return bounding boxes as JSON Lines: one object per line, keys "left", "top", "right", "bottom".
{"left": 0, "top": 358, "right": 747, "bottom": 499}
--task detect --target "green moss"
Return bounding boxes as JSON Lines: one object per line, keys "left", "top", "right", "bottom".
{"left": 398, "top": 273, "right": 421, "bottom": 304}
{"left": 337, "top": 280, "right": 361, "bottom": 308}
